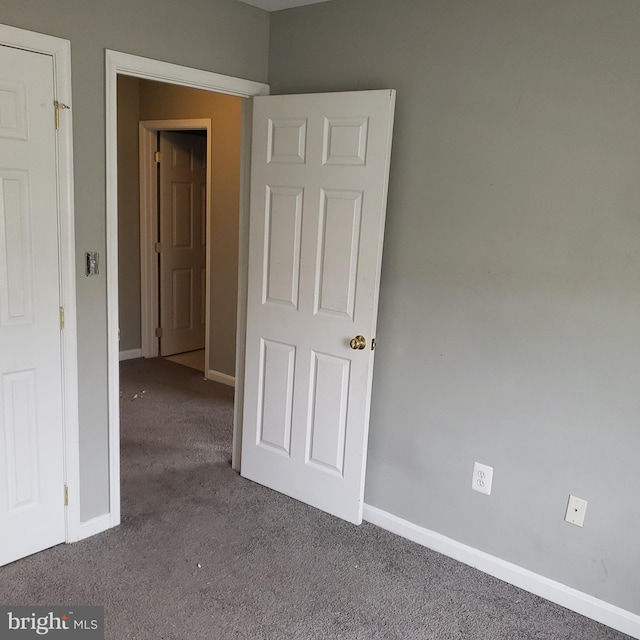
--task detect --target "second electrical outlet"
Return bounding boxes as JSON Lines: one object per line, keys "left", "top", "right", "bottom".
{"left": 472, "top": 462, "right": 493, "bottom": 495}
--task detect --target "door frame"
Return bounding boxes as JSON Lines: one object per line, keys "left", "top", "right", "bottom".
{"left": 139, "top": 119, "right": 212, "bottom": 371}
{"left": 106, "top": 50, "right": 269, "bottom": 527}
{"left": 0, "top": 24, "right": 81, "bottom": 542}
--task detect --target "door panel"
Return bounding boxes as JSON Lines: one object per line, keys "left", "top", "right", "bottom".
{"left": 307, "top": 351, "right": 350, "bottom": 474}
{"left": 315, "top": 188, "right": 362, "bottom": 318}
{"left": 0, "top": 44, "right": 66, "bottom": 565}
{"left": 242, "top": 90, "right": 395, "bottom": 524}
{"left": 3, "top": 370, "right": 39, "bottom": 511}
{"left": 0, "top": 170, "right": 34, "bottom": 325}
{"left": 159, "top": 131, "right": 207, "bottom": 356}
{"left": 264, "top": 186, "right": 303, "bottom": 307}
{"left": 258, "top": 338, "right": 295, "bottom": 454}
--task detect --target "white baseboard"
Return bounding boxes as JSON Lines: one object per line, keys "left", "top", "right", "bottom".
{"left": 119, "top": 348, "right": 142, "bottom": 361}
{"left": 207, "top": 369, "right": 235, "bottom": 388}
{"left": 76, "top": 513, "right": 113, "bottom": 541}
{"left": 363, "top": 504, "right": 640, "bottom": 640}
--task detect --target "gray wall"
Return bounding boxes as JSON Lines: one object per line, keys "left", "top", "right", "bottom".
{"left": 270, "top": 0, "right": 640, "bottom": 615}
{"left": 117, "top": 77, "right": 242, "bottom": 377}
{"left": 0, "top": 0, "right": 269, "bottom": 521}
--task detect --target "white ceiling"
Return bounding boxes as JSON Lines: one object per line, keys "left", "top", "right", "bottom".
{"left": 237, "top": 0, "right": 330, "bottom": 11}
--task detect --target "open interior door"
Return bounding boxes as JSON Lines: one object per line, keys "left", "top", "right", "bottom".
{"left": 158, "top": 131, "right": 207, "bottom": 356}
{"left": 241, "top": 90, "right": 396, "bottom": 524}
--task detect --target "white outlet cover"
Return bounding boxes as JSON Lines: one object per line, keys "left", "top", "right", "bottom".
{"left": 565, "top": 495, "right": 588, "bottom": 527}
{"left": 472, "top": 462, "right": 493, "bottom": 495}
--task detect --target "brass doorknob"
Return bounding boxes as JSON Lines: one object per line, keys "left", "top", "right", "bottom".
{"left": 350, "top": 335, "right": 366, "bottom": 350}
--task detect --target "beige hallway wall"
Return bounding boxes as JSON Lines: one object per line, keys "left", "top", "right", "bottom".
{"left": 117, "top": 76, "right": 242, "bottom": 378}
{"left": 117, "top": 75, "right": 142, "bottom": 353}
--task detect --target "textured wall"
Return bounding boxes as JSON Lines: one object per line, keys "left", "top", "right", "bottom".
{"left": 0, "top": 0, "right": 269, "bottom": 521}
{"left": 269, "top": 0, "right": 640, "bottom": 614}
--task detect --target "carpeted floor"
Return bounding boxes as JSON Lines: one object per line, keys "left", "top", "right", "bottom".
{"left": 0, "top": 357, "right": 632, "bottom": 639}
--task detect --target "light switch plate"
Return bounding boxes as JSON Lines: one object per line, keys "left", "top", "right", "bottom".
{"left": 86, "top": 251, "right": 99, "bottom": 276}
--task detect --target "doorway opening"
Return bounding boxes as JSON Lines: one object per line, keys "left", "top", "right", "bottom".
{"left": 143, "top": 125, "right": 209, "bottom": 377}
{"left": 118, "top": 74, "right": 242, "bottom": 387}
{"left": 117, "top": 80, "right": 239, "bottom": 483}
{"left": 106, "top": 50, "right": 270, "bottom": 528}
{"left": 137, "top": 118, "right": 211, "bottom": 374}
{"left": 156, "top": 129, "right": 208, "bottom": 373}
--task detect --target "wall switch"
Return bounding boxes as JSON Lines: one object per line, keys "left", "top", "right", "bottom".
{"left": 565, "top": 495, "right": 588, "bottom": 527}
{"left": 85, "top": 251, "right": 99, "bottom": 276}
{"left": 472, "top": 462, "right": 493, "bottom": 495}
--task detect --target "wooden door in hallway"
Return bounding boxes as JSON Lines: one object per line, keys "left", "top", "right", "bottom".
{"left": 158, "top": 131, "right": 207, "bottom": 356}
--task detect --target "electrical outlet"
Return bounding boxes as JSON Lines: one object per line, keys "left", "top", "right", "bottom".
{"left": 472, "top": 462, "right": 493, "bottom": 495}
{"left": 565, "top": 495, "right": 588, "bottom": 527}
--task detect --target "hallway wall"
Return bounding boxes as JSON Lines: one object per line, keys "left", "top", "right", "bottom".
{"left": 117, "top": 76, "right": 242, "bottom": 378}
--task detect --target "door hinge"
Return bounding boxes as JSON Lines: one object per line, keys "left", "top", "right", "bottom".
{"left": 154, "top": 242, "right": 162, "bottom": 253}
{"left": 154, "top": 151, "right": 162, "bottom": 163}
{"left": 64, "top": 485, "right": 69, "bottom": 506}
{"left": 371, "top": 338, "right": 376, "bottom": 351}
{"left": 54, "top": 101, "right": 70, "bottom": 130}
{"left": 59, "top": 307, "right": 65, "bottom": 330}
{"left": 155, "top": 327, "right": 163, "bottom": 338}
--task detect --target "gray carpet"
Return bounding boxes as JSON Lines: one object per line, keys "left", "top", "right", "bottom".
{"left": 0, "top": 357, "right": 631, "bottom": 639}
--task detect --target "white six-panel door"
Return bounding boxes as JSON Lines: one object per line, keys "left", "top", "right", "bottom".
{"left": 0, "top": 44, "right": 66, "bottom": 564}
{"left": 241, "top": 90, "right": 396, "bottom": 524}
{"left": 159, "top": 131, "right": 207, "bottom": 356}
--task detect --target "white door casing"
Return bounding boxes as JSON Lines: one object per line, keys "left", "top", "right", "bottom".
{"left": 158, "top": 131, "right": 207, "bottom": 356}
{"left": 0, "top": 44, "right": 67, "bottom": 563}
{"left": 241, "top": 90, "right": 396, "bottom": 525}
